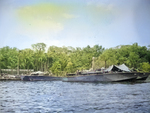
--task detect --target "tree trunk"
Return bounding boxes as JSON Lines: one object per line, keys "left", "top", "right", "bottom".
{"left": 11, "top": 69, "right": 13, "bottom": 75}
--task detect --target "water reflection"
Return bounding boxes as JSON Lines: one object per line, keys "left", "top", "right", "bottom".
{"left": 0, "top": 81, "right": 150, "bottom": 113}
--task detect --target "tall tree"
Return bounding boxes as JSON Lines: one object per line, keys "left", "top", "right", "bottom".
{"left": 31, "top": 43, "right": 47, "bottom": 71}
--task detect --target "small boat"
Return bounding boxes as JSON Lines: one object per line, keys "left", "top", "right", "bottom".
{"left": 62, "top": 72, "right": 137, "bottom": 82}
{"left": 20, "top": 71, "right": 62, "bottom": 81}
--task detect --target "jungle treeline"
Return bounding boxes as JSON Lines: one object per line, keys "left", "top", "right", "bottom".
{"left": 0, "top": 43, "right": 150, "bottom": 76}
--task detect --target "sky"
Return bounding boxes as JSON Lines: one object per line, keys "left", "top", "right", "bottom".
{"left": 0, "top": 0, "right": 150, "bottom": 50}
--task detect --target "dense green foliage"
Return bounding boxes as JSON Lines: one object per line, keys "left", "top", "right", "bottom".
{"left": 94, "top": 43, "right": 150, "bottom": 72}
{"left": 0, "top": 43, "right": 150, "bottom": 76}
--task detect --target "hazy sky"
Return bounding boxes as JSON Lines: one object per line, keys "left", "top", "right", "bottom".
{"left": 0, "top": 0, "right": 150, "bottom": 50}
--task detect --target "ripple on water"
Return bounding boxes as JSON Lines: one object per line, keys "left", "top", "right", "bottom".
{"left": 0, "top": 81, "right": 150, "bottom": 113}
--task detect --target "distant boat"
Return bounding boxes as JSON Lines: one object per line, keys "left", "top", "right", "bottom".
{"left": 20, "top": 71, "right": 62, "bottom": 81}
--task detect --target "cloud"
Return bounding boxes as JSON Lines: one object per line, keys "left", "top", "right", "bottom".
{"left": 16, "top": 3, "right": 78, "bottom": 33}
{"left": 15, "top": 3, "right": 81, "bottom": 44}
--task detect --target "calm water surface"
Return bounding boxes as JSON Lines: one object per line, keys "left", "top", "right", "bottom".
{"left": 0, "top": 81, "right": 150, "bottom": 113}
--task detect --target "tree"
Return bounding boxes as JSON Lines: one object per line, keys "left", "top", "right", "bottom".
{"left": 99, "top": 48, "right": 117, "bottom": 68}
{"left": 32, "top": 43, "right": 46, "bottom": 53}
{"left": 92, "top": 44, "right": 104, "bottom": 57}
{"left": 140, "top": 62, "right": 150, "bottom": 72}
{"left": 19, "top": 49, "right": 34, "bottom": 71}
{"left": 50, "top": 61, "right": 61, "bottom": 76}
{"left": 127, "top": 52, "right": 139, "bottom": 68}
{"left": 31, "top": 43, "right": 47, "bottom": 71}
{"left": 65, "top": 58, "right": 74, "bottom": 73}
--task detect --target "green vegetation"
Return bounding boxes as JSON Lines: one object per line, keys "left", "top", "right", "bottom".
{"left": 0, "top": 43, "right": 150, "bottom": 76}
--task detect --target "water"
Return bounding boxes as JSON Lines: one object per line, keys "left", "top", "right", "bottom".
{"left": 0, "top": 81, "right": 150, "bottom": 113}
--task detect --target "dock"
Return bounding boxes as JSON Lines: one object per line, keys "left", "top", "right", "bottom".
{"left": 0, "top": 75, "right": 21, "bottom": 81}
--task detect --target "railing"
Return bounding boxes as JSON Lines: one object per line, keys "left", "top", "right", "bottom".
{"left": 1, "top": 69, "right": 34, "bottom": 75}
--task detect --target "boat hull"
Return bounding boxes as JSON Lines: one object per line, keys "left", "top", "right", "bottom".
{"left": 136, "top": 72, "right": 150, "bottom": 81}
{"left": 21, "top": 76, "right": 62, "bottom": 81}
{"left": 62, "top": 72, "right": 138, "bottom": 82}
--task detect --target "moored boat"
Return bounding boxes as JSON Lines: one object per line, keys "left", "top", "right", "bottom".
{"left": 21, "top": 75, "right": 62, "bottom": 81}
{"left": 62, "top": 72, "right": 137, "bottom": 82}
{"left": 62, "top": 64, "right": 138, "bottom": 82}
{"left": 20, "top": 71, "right": 62, "bottom": 81}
